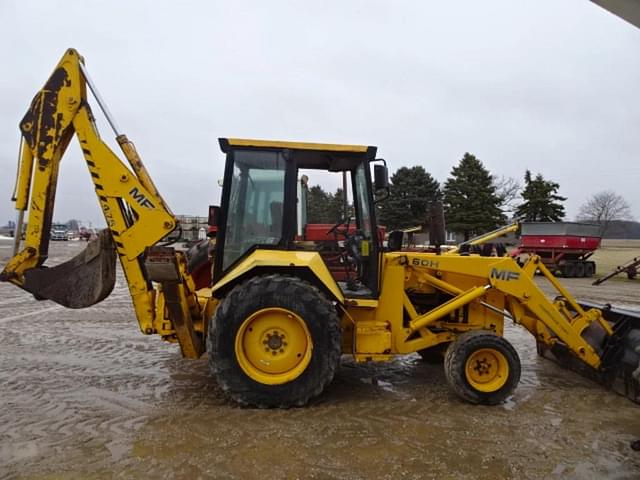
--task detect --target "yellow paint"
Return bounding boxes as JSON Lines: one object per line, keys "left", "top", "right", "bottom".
{"left": 447, "top": 223, "right": 519, "bottom": 255}
{"left": 348, "top": 299, "right": 378, "bottom": 308}
{"left": 340, "top": 251, "right": 607, "bottom": 370}
{"left": 465, "top": 348, "right": 509, "bottom": 392}
{"left": 408, "top": 285, "right": 489, "bottom": 332}
{"left": 234, "top": 307, "right": 313, "bottom": 385}
{"left": 14, "top": 142, "right": 34, "bottom": 211}
{"left": 355, "top": 321, "right": 391, "bottom": 354}
{"left": 225, "top": 138, "right": 369, "bottom": 153}
{"left": 360, "top": 240, "right": 370, "bottom": 257}
{"left": 212, "top": 250, "right": 344, "bottom": 303}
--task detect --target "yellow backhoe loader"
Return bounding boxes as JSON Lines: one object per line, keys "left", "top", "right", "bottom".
{"left": 2, "top": 49, "right": 639, "bottom": 408}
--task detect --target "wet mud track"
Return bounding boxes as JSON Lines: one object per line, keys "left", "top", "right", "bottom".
{"left": 1, "top": 242, "right": 639, "bottom": 479}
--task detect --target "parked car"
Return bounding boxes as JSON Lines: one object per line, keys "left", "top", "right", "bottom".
{"left": 50, "top": 228, "right": 68, "bottom": 241}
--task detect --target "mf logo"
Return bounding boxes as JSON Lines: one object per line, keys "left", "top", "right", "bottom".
{"left": 129, "top": 187, "right": 155, "bottom": 209}
{"left": 490, "top": 268, "right": 520, "bottom": 281}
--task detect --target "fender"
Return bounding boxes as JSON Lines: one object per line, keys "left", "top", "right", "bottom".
{"left": 211, "top": 249, "right": 344, "bottom": 304}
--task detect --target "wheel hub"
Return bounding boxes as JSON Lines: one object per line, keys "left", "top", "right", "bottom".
{"left": 265, "top": 331, "right": 285, "bottom": 352}
{"left": 465, "top": 348, "right": 509, "bottom": 392}
{"left": 235, "top": 308, "right": 313, "bottom": 385}
{"left": 472, "top": 358, "right": 493, "bottom": 375}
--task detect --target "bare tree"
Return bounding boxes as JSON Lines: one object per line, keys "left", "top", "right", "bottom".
{"left": 577, "top": 190, "right": 633, "bottom": 235}
{"left": 493, "top": 175, "right": 521, "bottom": 217}
{"left": 66, "top": 219, "right": 80, "bottom": 231}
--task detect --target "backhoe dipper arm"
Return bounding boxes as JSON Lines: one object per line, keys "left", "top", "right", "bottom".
{"left": 0, "top": 49, "right": 177, "bottom": 335}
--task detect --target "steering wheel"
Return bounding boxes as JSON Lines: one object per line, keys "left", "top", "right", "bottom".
{"left": 327, "top": 217, "right": 351, "bottom": 237}
{"left": 326, "top": 218, "right": 365, "bottom": 290}
{"left": 327, "top": 217, "right": 362, "bottom": 262}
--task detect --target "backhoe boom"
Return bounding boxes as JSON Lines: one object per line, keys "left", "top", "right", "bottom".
{"left": 1, "top": 49, "right": 205, "bottom": 357}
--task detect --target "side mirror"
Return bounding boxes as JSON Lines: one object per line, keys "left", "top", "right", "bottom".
{"left": 374, "top": 164, "right": 389, "bottom": 191}
{"left": 208, "top": 205, "right": 220, "bottom": 227}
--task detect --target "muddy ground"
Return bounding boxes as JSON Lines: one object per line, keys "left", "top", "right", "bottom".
{"left": 1, "top": 241, "right": 639, "bottom": 479}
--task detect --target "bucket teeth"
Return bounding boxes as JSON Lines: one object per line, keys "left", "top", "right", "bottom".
{"left": 22, "top": 229, "right": 117, "bottom": 309}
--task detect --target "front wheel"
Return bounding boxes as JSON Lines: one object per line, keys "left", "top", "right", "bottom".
{"left": 444, "top": 331, "right": 521, "bottom": 405}
{"left": 208, "top": 274, "right": 341, "bottom": 408}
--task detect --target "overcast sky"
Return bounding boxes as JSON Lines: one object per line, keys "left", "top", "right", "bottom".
{"left": 1, "top": 0, "right": 638, "bottom": 228}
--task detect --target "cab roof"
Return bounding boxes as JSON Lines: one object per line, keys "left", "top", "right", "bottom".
{"left": 219, "top": 137, "right": 374, "bottom": 155}
{"left": 219, "top": 138, "right": 377, "bottom": 171}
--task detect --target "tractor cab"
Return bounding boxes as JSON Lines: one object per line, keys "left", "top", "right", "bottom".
{"left": 214, "top": 138, "right": 388, "bottom": 298}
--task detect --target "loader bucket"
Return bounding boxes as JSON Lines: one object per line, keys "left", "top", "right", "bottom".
{"left": 22, "top": 229, "right": 117, "bottom": 309}
{"left": 537, "top": 300, "right": 640, "bottom": 403}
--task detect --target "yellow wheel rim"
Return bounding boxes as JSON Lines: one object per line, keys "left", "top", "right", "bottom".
{"left": 464, "top": 348, "right": 509, "bottom": 393}
{"left": 234, "top": 307, "right": 313, "bottom": 385}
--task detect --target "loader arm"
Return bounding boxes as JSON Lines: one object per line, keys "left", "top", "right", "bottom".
{"left": 0, "top": 49, "right": 206, "bottom": 358}
{"left": 447, "top": 223, "right": 519, "bottom": 255}
{"left": 387, "top": 251, "right": 640, "bottom": 401}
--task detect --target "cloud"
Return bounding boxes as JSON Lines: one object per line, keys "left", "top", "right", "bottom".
{"left": 1, "top": 0, "right": 638, "bottom": 227}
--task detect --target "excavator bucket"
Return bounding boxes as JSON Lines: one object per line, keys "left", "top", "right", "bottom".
{"left": 537, "top": 301, "right": 640, "bottom": 403}
{"left": 22, "top": 230, "right": 117, "bottom": 309}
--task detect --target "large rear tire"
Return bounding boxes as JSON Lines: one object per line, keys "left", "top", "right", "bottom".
{"left": 208, "top": 274, "right": 341, "bottom": 408}
{"left": 444, "top": 331, "right": 521, "bottom": 405}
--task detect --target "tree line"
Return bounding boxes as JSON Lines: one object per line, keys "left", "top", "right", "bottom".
{"left": 307, "top": 152, "right": 633, "bottom": 239}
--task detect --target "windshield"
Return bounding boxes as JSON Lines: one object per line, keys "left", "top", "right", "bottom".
{"left": 222, "top": 150, "right": 287, "bottom": 270}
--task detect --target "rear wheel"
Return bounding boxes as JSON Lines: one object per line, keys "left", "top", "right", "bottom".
{"left": 585, "top": 262, "right": 595, "bottom": 278}
{"left": 575, "top": 262, "right": 586, "bottom": 278}
{"left": 208, "top": 274, "right": 341, "bottom": 408}
{"left": 562, "top": 263, "right": 576, "bottom": 278}
{"left": 444, "top": 331, "right": 521, "bottom": 405}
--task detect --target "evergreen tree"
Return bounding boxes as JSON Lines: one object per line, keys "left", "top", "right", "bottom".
{"left": 377, "top": 166, "right": 441, "bottom": 230}
{"left": 326, "top": 188, "right": 350, "bottom": 223}
{"left": 443, "top": 153, "right": 505, "bottom": 240}
{"left": 306, "top": 185, "right": 351, "bottom": 224}
{"left": 515, "top": 170, "right": 566, "bottom": 222}
{"left": 307, "top": 185, "right": 331, "bottom": 223}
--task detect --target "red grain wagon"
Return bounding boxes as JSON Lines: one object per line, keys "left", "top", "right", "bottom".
{"left": 511, "top": 222, "right": 601, "bottom": 278}
{"left": 304, "top": 223, "right": 386, "bottom": 281}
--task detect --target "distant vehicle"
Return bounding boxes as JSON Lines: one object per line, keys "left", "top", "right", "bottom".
{"left": 50, "top": 225, "right": 68, "bottom": 241}
{"left": 79, "top": 228, "right": 93, "bottom": 241}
